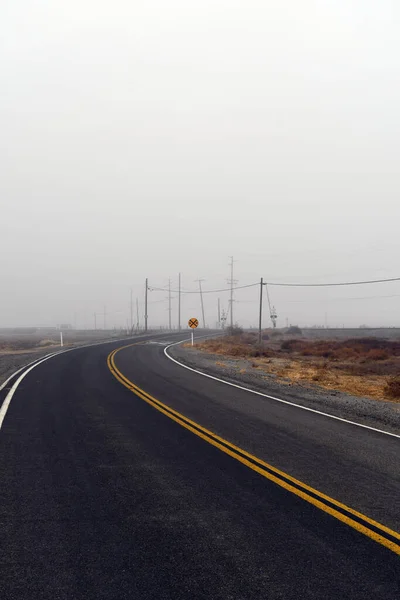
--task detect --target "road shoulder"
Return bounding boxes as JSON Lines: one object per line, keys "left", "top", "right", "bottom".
{"left": 169, "top": 344, "right": 400, "bottom": 435}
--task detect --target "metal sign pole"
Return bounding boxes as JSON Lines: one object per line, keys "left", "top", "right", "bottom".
{"left": 188, "top": 317, "right": 198, "bottom": 346}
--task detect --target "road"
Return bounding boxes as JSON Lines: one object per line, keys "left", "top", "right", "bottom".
{"left": 0, "top": 332, "right": 399, "bottom": 599}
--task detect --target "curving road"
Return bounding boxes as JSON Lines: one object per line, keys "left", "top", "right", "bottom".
{"left": 0, "top": 333, "right": 399, "bottom": 599}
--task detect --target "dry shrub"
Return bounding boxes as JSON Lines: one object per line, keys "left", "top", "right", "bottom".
{"left": 384, "top": 377, "right": 400, "bottom": 398}
{"left": 365, "top": 349, "right": 389, "bottom": 361}
{"left": 281, "top": 339, "right": 303, "bottom": 352}
{"left": 226, "top": 326, "right": 243, "bottom": 336}
{"left": 1, "top": 339, "right": 38, "bottom": 351}
{"left": 228, "top": 345, "right": 250, "bottom": 357}
{"left": 269, "top": 330, "right": 282, "bottom": 338}
{"left": 241, "top": 333, "right": 257, "bottom": 344}
{"left": 286, "top": 325, "right": 302, "bottom": 335}
{"left": 280, "top": 337, "right": 400, "bottom": 361}
{"left": 250, "top": 346, "right": 273, "bottom": 358}
{"left": 301, "top": 348, "right": 314, "bottom": 356}
{"left": 37, "top": 339, "right": 57, "bottom": 347}
{"left": 336, "top": 358, "right": 399, "bottom": 377}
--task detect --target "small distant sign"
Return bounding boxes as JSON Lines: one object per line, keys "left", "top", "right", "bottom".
{"left": 188, "top": 318, "right": 199, "bottom": 329}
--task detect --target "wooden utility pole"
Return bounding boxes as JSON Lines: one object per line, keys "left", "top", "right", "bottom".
{"left": 258, "top": 278, "right": 264, "bottom": 344}
{"left": 196, "top": 279, "right": 206, "bottom": 328}
{"left": 145, "top": 278, "right": 148, "bottom": 332}
{"left": 178, "top": 273, "right": 181, "bottom": 331}
{"left": 168, "top": 279, "right": 172, "bottom": 330}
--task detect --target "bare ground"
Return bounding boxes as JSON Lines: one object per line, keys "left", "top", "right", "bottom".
{"left": 188, "top": 332, "right": 400, "bottom": 403}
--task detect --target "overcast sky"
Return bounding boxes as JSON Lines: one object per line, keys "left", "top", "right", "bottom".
{"left": 1, "top": 1, "right": 400, "bottom": 329}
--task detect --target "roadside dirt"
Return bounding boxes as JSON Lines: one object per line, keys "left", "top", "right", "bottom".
{"left": 191, "top": 334, "right": 400, "bottom": 403}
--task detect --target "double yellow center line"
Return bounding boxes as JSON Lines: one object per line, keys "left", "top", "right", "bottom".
{"left": 107, "top": 344, "right": 400, "bottom": 556}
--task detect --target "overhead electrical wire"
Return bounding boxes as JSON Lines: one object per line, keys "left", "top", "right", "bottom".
{"left": 278, "top": 293, "right": 400, "bottom": 304}
{"left": 147, "top": 275, "right": 400, "bottom": 296}
{"left": 148, "top": 283, "right": 259, "bottom": 294}
{"left": 265, "top": 276, "right": 400, "bottom": 287}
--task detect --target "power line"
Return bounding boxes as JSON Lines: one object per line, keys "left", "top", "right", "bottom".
{"left": 279, "top": 293, "right": 400, "bottom": 304}
{"left": 148, "top": 275, "right": 400, "bottom": 294}
{"left": 265, "top": 276, "right": 400, "bottom": 287}
{"left": 148, "top": 283, "right": 258, "bottom": 294}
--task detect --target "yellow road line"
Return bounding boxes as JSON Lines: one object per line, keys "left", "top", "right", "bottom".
{"left": 107, "top": 344, "right": 400, "bottom": 556}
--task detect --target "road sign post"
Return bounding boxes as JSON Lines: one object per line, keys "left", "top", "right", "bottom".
{"left": 188, "top": 317, "right": 199, "bottom": 347}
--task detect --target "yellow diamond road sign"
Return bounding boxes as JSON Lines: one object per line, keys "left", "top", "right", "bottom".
{"left": 188, "top": 318, "right": 199, "bottom": 329}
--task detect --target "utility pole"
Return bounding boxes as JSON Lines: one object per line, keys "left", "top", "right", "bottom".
{"left": 271, "top": 306, "right": 278, "bottom": 328}
{"left": 168, "top": 278, "right": 172, "bottom": 330}
{"left": 228, "top": 256, "right": 237, "bottom": 330}
{"left": 178, "top": 272, "right": 181, "bottom": 331}
{"left": 130, "top": 289, "right": 133, "bottom": 334}
{"left": 103, "top": 306, "right": 107, "bottom": 330}
{"left": 136, "top": 297, "right": 140, "bottom": 331}
{"left": 196, "top": 279, "right": 206, "bottom": 328}
{"left": 221, "top": 308, "right": 227, "bottom": 330}
{"left": 229, "top": 256, "right": 234, "bottom": 329}
{"left": 265, "top": 283, "right": 278, "bottom": 328}
{"left": 258, "top": 277, "right": 264, "bottom": 344}
{"left": 145, "top": 278, "right": 148, "bottom": 332}
{"left": 218, "top": 298, "right": 221, "bottom": 328}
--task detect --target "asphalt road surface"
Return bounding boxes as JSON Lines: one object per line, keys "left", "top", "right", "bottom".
{"left": 0, "top": 332, "right": 399, "bottom": 599}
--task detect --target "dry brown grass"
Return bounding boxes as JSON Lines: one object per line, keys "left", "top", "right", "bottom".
{"left": 0, "top": 338, "right": 59, "bottom": 354}
{"left": 384, "top": 377, "right": 400, "bottom": 399}
{"left": 194, "top": 334, "right": 400, "bottom": 402}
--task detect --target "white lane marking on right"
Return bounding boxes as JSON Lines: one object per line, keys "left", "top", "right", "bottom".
{"left": 164, "top": 341, "right": 400, "bottom": 440}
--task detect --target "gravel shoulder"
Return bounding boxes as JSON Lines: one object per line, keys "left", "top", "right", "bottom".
{"left": 170, "top": 344, "right": 400, "bottom": 436}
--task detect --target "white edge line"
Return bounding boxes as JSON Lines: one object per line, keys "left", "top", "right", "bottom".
{"left": 0, "top": 333, "right": 170, "bottom": 431}
{"left": 164, "top": 340, "right": 400, "bottom": 440}
{"left": 0, "top": 351, "right": 60, "bottom": 393}
{"left": 0, "top": 353, "right": 63, "bottom": 430}
{"left": 0, "top": 332, "right": 157, "bottom": 395}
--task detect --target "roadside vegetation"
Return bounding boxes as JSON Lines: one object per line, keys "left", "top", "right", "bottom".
{"left": 192, "top": 331, "right": 400, "bottom": 402}
{"left": 0, "top": 330, "right": 120, "bottom": 354}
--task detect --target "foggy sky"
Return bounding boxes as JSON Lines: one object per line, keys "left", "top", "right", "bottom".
{"left": 1, "top": 1, "right": 400, "bottom": 329}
